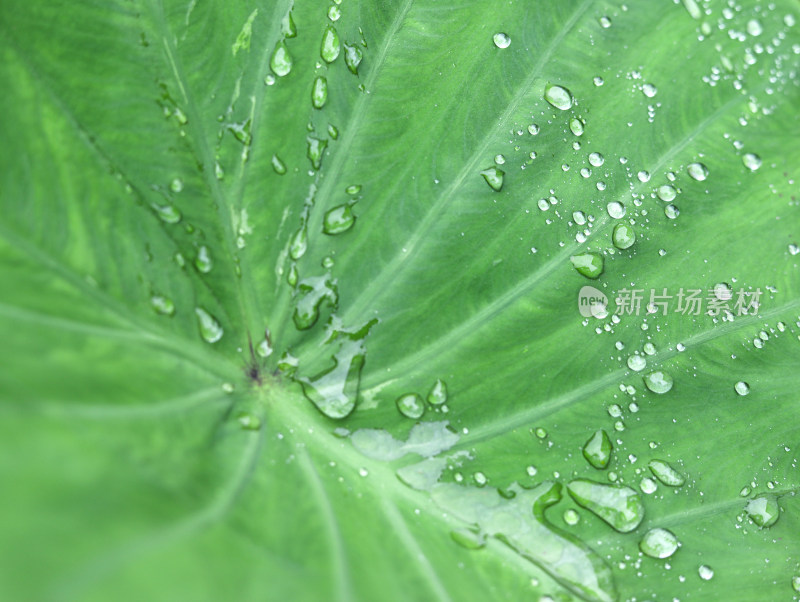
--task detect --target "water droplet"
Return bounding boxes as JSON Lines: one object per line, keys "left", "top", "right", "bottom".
{"left": 328, "top": 124, "right": 339, "bottom": 139}
{"left": 792, "top": 576, "right": 800, "bottom": 593}
{"left": 664, "top": 204, "right": 680, "bottom": 219}
{"left": 687, "top": 162, "right": 709, "bottom": 181}
{"left": 281, "top": 11, "right": 297, "bottom": 37}
{"left": 593, "top": 76, "right": 604, "bottom": 86}
{"left": 642, "top": 83, "right": 658, "bottom": 98}
{"left": 344, "top": 43, "right": 363, "bottom": 74}
{"left": 657, "top": 184, "right": 677, "bottom": 202}
{"left": 298, "top": 336, "right": 367, "bottom": 419}
{"left": 320, "top": 25, "right": 341, "bottom": 63}
{"left": 742, "top": 153, "right": 762, "bottom": 171}
{"left": 627, "top": 354, "right": 646, "bottom": 372}
{"left": 648, "top": 459, "right": 685, "bottom": 486}
{"left": 613, "top": 223, "right": 636, "bottom": 250}
{"left": 534, "top": 427, "right": 547, "bottom": 439}
{"left": 746, "top": 18, "right": 763, "bottom": 36}
{"left": 293, "top": 276, "right": 337, "bottom": 330}
{"left": 289, "top": 224, "right": 308, "bottom": 260}
{"left": 567, "top": 479, "right": 645, "bottom": 532}
{"left": 150, "top": 295, "right": 175, "bottom": 316}
{"left": 573, "top": 210, "right": 587, "bottom": 225}
{"left": 588, "top": 152, "right": 604, "bottom": 167}
{"left": 734, "top": 381, "right": 750, "bottom": 396}
{"left": 195, "top": 245, "right": 213, "bottom": 273}
{"left": 563, "top": 509, "right": 580, "bottom": 525}
{"left": 640, "top": 528, "right": 679, "bottom": 559}
{"left": 169, "top": 177, "right": 184, "bottom": 193}
{"left": 640, "top": 477, "right": 658, "bottom": 494}
{"left": 493, "top": 154, "right": 506, "bottom": 166}
{"left": 473, "top": 471, "right": 488, "bottom": 486}
{"left": 480, "top": 166, "right": 504, "bottom": 191}
{"left": 569, "top": 117, "right": 585, "bottom": 136}
{"left": 195, "top": 307, "right": 223, "bottom": 343}
{"left": 698, "top": 565, "right": 714, "bottom": 581}
{"left": 745, "top": 494, "right": 780, "bottom": 527}
{"left": 153, "top": 203, "right": 181, "bottom": 224}
{"left": 237, "top": 412, "right": 261, "bottom": 430}
{"left": 323, "top": 204, "right": 356, "bottom": 235}
{"left": 270, "top": 41, "right": 293, "bottom": 77}
{"left": 582, "top": 429, "right": 612, "bottom": 469}
{"left": 643, "top": 371, "right": 673, "bottom": 394}
{"left": 570, "top": 252, "right": 604, "bottom": 279}
{"left": 527, "top": 123, "right": 540, "bottom": 135}
{"left": 307, "top": 136, "right": 328, "bottom": 170}
{"left": 544, "top": 83, "right": 574, "bottom": 111}
{"left": 346, "top": 184, "right": 362, "bottom": 195}
{"left": 492, "top": 32, "right": 511, "bottom": 48}
{"left": 311, "top": 76, "right": 328, "bottom": 109}
{"left": 427, "top": 379, "right": 448, "bottom": 406}
{"left": 451, "top": 528, "right": 486, "bottom": 550}
{"left": 271, "top": 154, "right": 287, "bottom": 174}
{"left": 396, "top": 393, "right": 425, "bottom": 419}
{"left": 599, "top": 16, "right": 612, "bottom": 28}
{"left": 327, "top": 5, "right": 341, "bottom": 21}
{"left": 643, "top": 342, "right": 656, "bottom": 355}
{"left": 607, "top": 201, "right": 626, "bottom": 219}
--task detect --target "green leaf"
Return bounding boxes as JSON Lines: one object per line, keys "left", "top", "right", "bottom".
{"left": 1, "top": 1, "right": 799, "bottom": 601}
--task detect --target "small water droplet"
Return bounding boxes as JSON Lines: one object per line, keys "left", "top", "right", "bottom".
{"left": 473, "top": 471, "right": 488, "bottom": 486}
{"left": 396, "top": 393, "right": 425, "bottom": 419}
{"left": 742, "top": 153, "right": 762, "bottom": 171}
{"left": 569, "top": 117, "right": 585, "bottom": 136}
{"left": 153, "top": 203, "right": 182, "bottom": 224}
{"left": 599, "top": 16, "right": 612, "bottom": 28}
{"left": 150, "top": 295, "right": 175, "bottom": 316}
{"left": 582, "top": 429, "right": 612, "bottom": 469}
{"left": 195, "top": 307, "right": 223, "bottom": 343}
{"left": 567, "top": 479, "right": 645, "bottom": 532}
{"left": 427, "top": 379, "right": 448, "bottom": 406}
{"left": 272, "top": 154, "right": 287, "bottom": 175}
{"left": 563, "top": 509, "right": 580, "bottom": 526}
{"left": 664, "top": 204, "right": 680, "bottom": 219}
{"left": 643, "top": 371, "right": 673, "bottom": 394}
{"left": 698, "top": 565, "right": 714, "bottom": 581}
{"left": 792, "top": 575, "right": 800, "bottom": 593}
{"left": 534, "top": 427, "right": 547, "bottom": 439}
{"left": 642, "top": 83, "right": 658, "bottom": 98}
{"left": 344, "top": 43, "right": 363, "bottom": 74}
{"left": 648, "top": 459, "right": 685, "bottom": 487}
{"left": 588, "top": 152, "right": 604, "bottom": 167}
{"left": 323, "top": 204, "right": 356, "bottom": 235}
{"left": 480, "top": 166, "right": 504, "bottom": 191}
{"left": 657, "top": 184, "right": 677, "bottom": 202}
{"left": 169, "top": 177, "right": 184, "bottom": 193}
{"left": 528, "top": 123, "right": 540, "bottom": 135}
{"left": 640, "top": 528, "right": 679, "bottom": 558}
{"left": 346, "top": 184, "right": 362, "bottom": 195}
{"left": 492, "top": 32, "right": 511, "bottom": 48}
{"left": 327, "top": 5, "right": 341, "bottom": 21}
{"left": 451, "top": 528, "right": 486, "bottom": 550}
{"left": 237, "top": 412, "right": 261, "bottom": 430}
{"left": 544, "top": 83, "right": 574, "bottom": 111}
{"left": 640, "top": 477, "right": 658, "bottom": 494}
{"left": 293, "top": 276, "right": 337, "bottom": 330}
{"left": 570, "top": 252, "right": 604, "bottom": 279}
{"left": 613, "top": 223, "right": 636, "bottom": 250}
{"left": 281, "top": 11, "right": 297, "bottom": 37}
{"left": 687, "top": 162, "right": 709, "bottom": 181}
{"left": 607, "top": 201, "right": 626, "bottom": 219}
{"left": 627, "top": 354, "right": 646, "bottom": 372}
{"left": 195, "top": 245, "right": 213, "bottom": 273}
{"left": 746, "top": 18, "right": 763, "bottom": 36}
{"left": 270, "top": 41, "right": 293, "bottom": 77}
{"left": 321, "top": 25, "right": 341, "bottom": 63}
{"left": 289, "top": 224, "right": 308, "bottom": 260}
{"left": 307, "top": 136, "right": 328, "bottom": 170}
{"left": 734, "top": 381, "right": 750, "bottom": 396}
{"left": 311, "top": 76, "right": 328, "bottom": 109}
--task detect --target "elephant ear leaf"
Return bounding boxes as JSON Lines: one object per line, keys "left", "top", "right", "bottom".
{"left": 0, "top": 0, "right": 798, "bottom": 601}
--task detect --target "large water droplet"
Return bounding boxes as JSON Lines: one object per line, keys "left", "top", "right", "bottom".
{"left": 427, "top": 378, "right": 448, "bottom": 406}
{"left": 311, "top": 76, "right": 328, "bottom": 109}
{"left": 745, "top": 494, "right": 780, "bottom": 527}
{"left": 643, "top": 370, "right": 673, "bottom": 394}
{"left": 648, "top": 459, "right": 685, "bottom": 486}
{"left": 612, "top": 223, "right": 636, "bottom": 250}
{"left": 195, "top": 307, "right": 223, "bottom": 343}
{"left": 307, "top": 136, "right": 328, "bottom": 170}
{"left": 570, "top": 253, "right": 604, "bottom": 279}
{"left": 640, "top": 528, "right": 678, "bottom": 559}
{"left": 293, "top": 276, "right": 337, "bottom": 330}
{"left": 582, "top": 429, "right": 612, "bottom": 469}
{"left": 627, "top": 354, "right": 646, "bottom": 372}
{"left": 298, "top": 337, "right": 366, "bottom": 419}
{"left": 323, "top": 204, "right": 355, "bottom": 235}
{"left": 195, "top": 245, "right": 213, "bottom": 273}
{"left": 344, "top": 43, "right": 363, "bottom": 74}
{"left": 687, "top": 162, "right": 709, "bottom": 181}
{"left": 544, "top": 83, "right": 574, "bottom": 110}
{"left": 567, "top": 479, "right": 645, "bottom": 532}
{"left": 742, "top": 153, "right": 762, "bottom": 171}
{"left": 657, "top": 184, "right": 677, "bottom": 202}
{"left": 270, "top": 41, "right": 293, "bottom": 77}
{"left": 480, "top": 166, "right": 504, "bottom": 191}
{"left": 492, "top": 32, "right": 511, "bottom": 48}
{"left": 642, "top": 83, "right": 658, "bottom": 98}
{"left": 320, "top": 25, "right": 341, "bottom": 63}
{"left": 607, "top": 201, "right": 626, "bottom": 219}
{"left": 396, "top": 393, "right": 425, "bottom": 419}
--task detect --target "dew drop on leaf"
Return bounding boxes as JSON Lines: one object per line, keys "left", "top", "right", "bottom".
{"left": 346, "top": 184, "right": 362, "bottom": 195}
{"left": 569, "top": 117, "right": 585, "bottom": 136}
{"left": 281, "top": 11, "right": 297, "bottom": 38}
{"left": 607, "top": 201, "right": 626, "bottom": 219}
{"left": 734, "top": 381, "right": 750, "bottom": 396}
{"left": 570, "top": 252, "right": 604, "bottom": 279}
{"left": 327, "top": 5, "right": 341, "bottom": 22}
{"left": 289, "top": 224, "right": 307, "bottom": 260}
{"left": 321, "top": 25, "right": 341, "bottom": 63}
{"left": 582, "top": 429, "right": 612, "bottom": 469}
{"left": 664, "top": 204, "right": 680, "bottom": 219}
{"left": 152, "top": 203, "right": 181, "bottom": 224}
{"left": 237, "top": 413, "right": 261, "bottom": 430}
{"left": 563, "top": 509, "right": 580, "bottom": 525}
{"left": 643, "top": 370, "right": 673, "bottom": 394}
{"left": 194, "top": 307, "right": 223, "bottom": 343}
{"left": 451, "top": 528, "right": 486, "bottom": 550}
{"left": 473, "top": 471, "right": 488, "bottom": 486}
{"left": 323, "top": 204, "right": 356, "bottom": 235}
{"left": 297, "top": 337, "right": 366, "bottom": 419}
{"left": 544, "top": 83, "right": 574, "bottom": 110}
{"left": 150, "top": 295, "right": 175, "bottom": 316}
{"left": 396, "top": 393, "right": 425, "bottom": 419}
{"left": 344, "top": 43, "right": 363, "bottom": 74}
{"left": 566, "top": 479, "right": 645, "bottom": 532}
{"left": 745, "top": 494, "right": 780, "bottom": 527}
{"left": 271, "top": 154, "right": 287, "bottom": 175}
{"left": 639, "top": 528, "right": 679, "bottom": 559}
{"left": 642, "top": 82, "right": 658, "bottom": 98}
{"left": 480, "top": 166, "right": 504, "bottom": 191}
{"left": 648, "top": 459, "right": 685, "bottom": 487}
{"left": 492, "top": 32, "right": 511, "bottom": 48}
{"left": 743, "top": 152, "right": 762, "bottom": 171}
{"left": 698, "top": 565, "right": 715, "bottom": 581}
{"left": 612, "top": 223, "right": 636, "bottom": 249}
{"left": 627, "top": 354, "right": 646, "bottom": 372}
{"left": 270, "top": 41, "right": 293, "bottom": 77}
{"left": 169, "top": 177, "right": 184, "bottom": 193}
{"left": 588, "top": 152, "right": 604, "bottom": 167}
{"left": 307, "top": 136, "right": 328, "bottom": 170}
{"left": 427, "top": 378, "right": 448, "bottom": 406}
{"left": 311, "top": 76, "right": 328, "bottom": 109}
{"left": 195, "top": 245, "right": 213, "bottom": 273}
{"left": 293, "top": 276, "right": 338, "bottom": 330}
{"left": 640, "top": 477, "right": 658, "bottom": 494}
{"left": 687, "top": 162, "right": 709, "bottom": 181}
{"left": 657, "top": 184, "right": 677, "bottom": 202}
{"left": 792, "top": 576, "right": 800, "bottom": 593}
